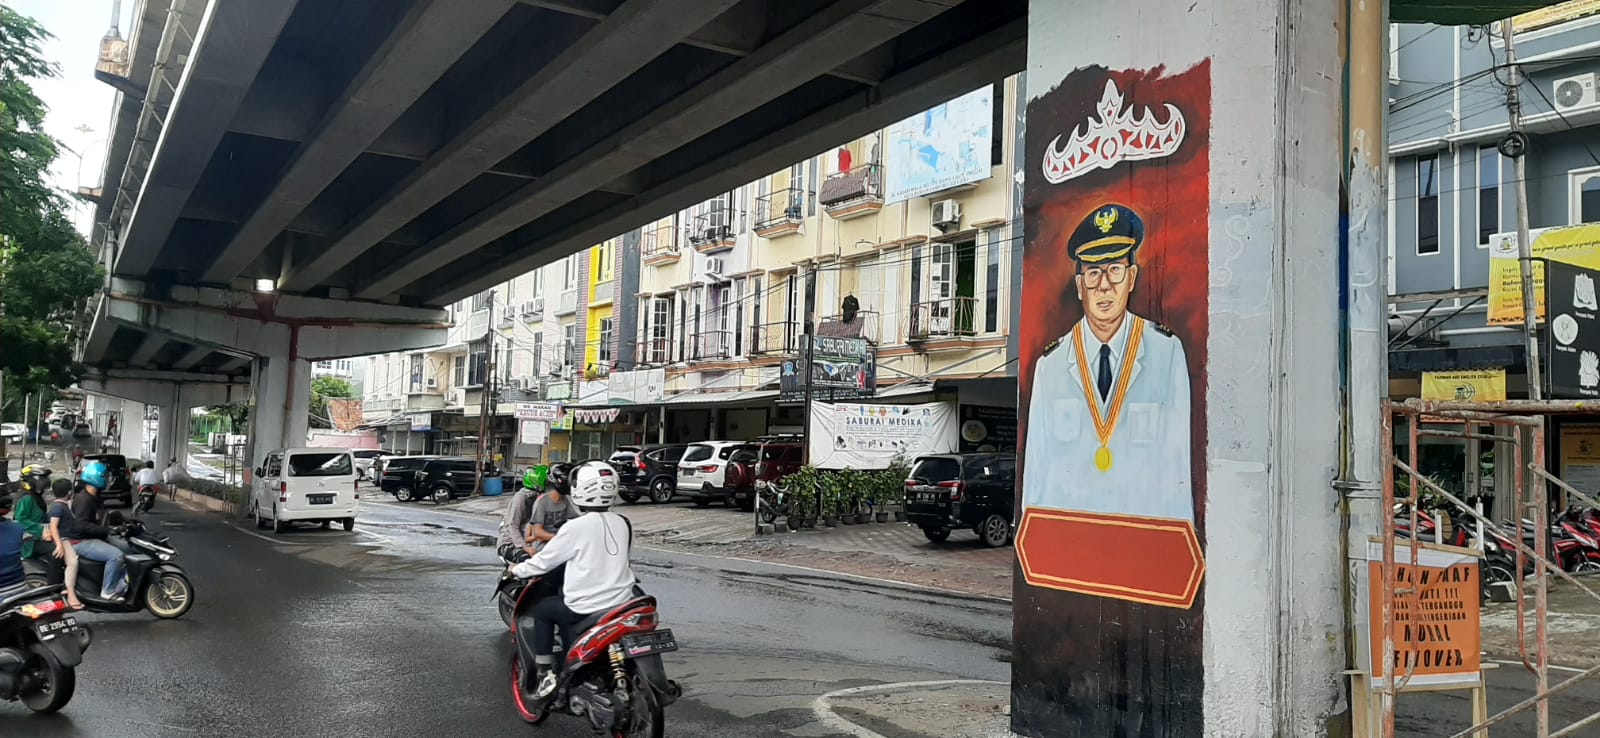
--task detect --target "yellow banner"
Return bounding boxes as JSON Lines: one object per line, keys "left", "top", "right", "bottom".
{"left": 1514, "top": 0, "right": 1600, "bottom": 32}
{"left": 1421, "top": 369, "right": 1506, "bottom": 403}
{"left": 1486, "top": 224, "right": 1600, "bottom": 325}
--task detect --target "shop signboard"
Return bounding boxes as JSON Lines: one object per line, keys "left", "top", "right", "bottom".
{"left": 610, "top": 368, "right": 666, "bottom": 405}
{"left": 779, "top": 336, "right": 877, "bottom": 403}
{"left": 1546, "top": 260, "right": 1600, "bottom": 399}
{"left": 519, "top": 420, "right": 549, "bottom": 446}
{"left": 1486, "top": 223, "right": 1600, "bottom": 325}
{"left": 408, "top": 413, "right": 431, "bottom": 432}
{"left": 514, "top": 402, "right": 560, "bottom": 421}
{"left": 883, "top": 86, "right": 995, "bottom": 203}
{"left": 807, "top": 401, "right": 956, "bottom": 469}
{"left": 1360, "top": 539, "right": 1482, "bottom": 689}
{"left": 957, "top": 405, "right": 1018, "bottom": 453}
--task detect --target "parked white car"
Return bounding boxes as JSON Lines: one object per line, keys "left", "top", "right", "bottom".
{"left": 1, "top": 423, "right": 25, "bottom": 443}
{"left": 250, "top": 447, "right": 360, "bottom": 534}
{"left": 676, "top": 441, "right": 757, "bottom": 507}
{"left": 351, "top": 449, "right": 392, "bottom": 481}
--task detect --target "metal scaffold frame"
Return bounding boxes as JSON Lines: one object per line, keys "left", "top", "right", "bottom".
{"left": 1383, "top": 399, "right": 1600, "bottom": 738}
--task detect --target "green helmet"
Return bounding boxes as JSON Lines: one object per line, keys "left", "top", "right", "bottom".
{"left": 523, "top": 465, "right": 549, "bottom": 491}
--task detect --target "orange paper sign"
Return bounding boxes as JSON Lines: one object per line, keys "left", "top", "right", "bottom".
{"left": 1365, "top": 544, "right": 1482, "bottom": 687}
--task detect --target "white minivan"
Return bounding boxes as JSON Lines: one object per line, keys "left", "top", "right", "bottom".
{"left": 251, "top": 447, "right": 360, "bottom": 534}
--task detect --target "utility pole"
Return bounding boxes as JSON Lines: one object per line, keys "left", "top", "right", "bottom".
{"left": 800, "top": 268, "right": 819, "bottom": 513}
{"left": 1502, "top": 24, "right": 1550, "bottom": 737}
{"left": 474, "top": 288, "right": 497, "bottom": 496}
{"left": 1503, "top": 25, "right": 1541, "bottom": 401}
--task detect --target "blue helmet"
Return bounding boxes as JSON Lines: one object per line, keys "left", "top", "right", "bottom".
{"left": 80, "top": 460, "right": 110, "bottom": 490}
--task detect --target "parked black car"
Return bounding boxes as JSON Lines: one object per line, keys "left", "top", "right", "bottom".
{"left": 379, "top": 455, "right": 437, "bottom": 502}
{"left": 608, "top": 446, "right": 643, "bottom": 488}
{"left": 414, "top": 457, "right": 481, "bottom": 503}
{"left": 618, "top": 444, "right": 688, "bottom": 504}
{"left": 81, "top": 453, "right": 133, "bottom": 506}
{"left": 902, "top": 453, "right": 1016, "bottom": 548}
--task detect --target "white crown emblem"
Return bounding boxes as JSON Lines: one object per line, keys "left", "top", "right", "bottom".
{"left": 1041, "top": 80, "right": 1187, "bottom": 184}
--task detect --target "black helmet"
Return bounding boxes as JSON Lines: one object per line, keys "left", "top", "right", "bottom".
{"left": 18, "top": 465, "right": 52, "bottom": 494}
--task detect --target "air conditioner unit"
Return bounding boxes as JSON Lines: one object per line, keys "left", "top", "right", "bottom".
{"left": 705, "top": 256, "right": 726, "bottom": 275}
{"left": 531, "top": 297, "right": 544, "bottom": 313}
{"left": 931, "top": 199, "right": 962, "bottom": 228}
{"left": 504, "top": 377, "right": 524, "bottom": 390}
{"left": 1553, "top": 73, "right": 1598, "bottom": 112}
{"left": 425, "top": 377, "right": 438, "bottom": 389}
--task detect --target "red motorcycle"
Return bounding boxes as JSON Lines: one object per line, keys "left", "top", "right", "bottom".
{"left": 501, "top": 572, "right": 679, "bottom": 737}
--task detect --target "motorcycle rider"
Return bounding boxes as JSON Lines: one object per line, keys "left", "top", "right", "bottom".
{"left": 497, "top": 467, "right": 550, "bottom": 563}
{"left": 511, "top": 461, "right": 638, "bottom": 699}
{"left": 0, "top": 495, "right": 28, "bottom": 600}
{"left": 50, "top": 461, "right": 127, "bottom": 600}
{"left": 134, "top": 459, "right": 161, "bottom": 496}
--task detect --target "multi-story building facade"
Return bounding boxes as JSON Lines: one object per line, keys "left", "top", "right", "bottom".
{"left": 362, "top": 75, "right": 1027, "bottom": 463}
{"left": 614, "top": 76, "right": 1024, "bottom": 443}
{"left": 1388, "top": 4, "right": 1600, "bottom": 516}
{"left": 362, "top": 246, "right": 637, "bottom": 464}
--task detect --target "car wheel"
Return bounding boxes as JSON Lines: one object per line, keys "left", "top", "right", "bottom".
{"left": 342, "top": 518, "right": 355, "bottom": 532}
{"left": 395, "top": 485, "right": 414, "bottom": 502}
{"left": 273, "top": 507, "right": 289, "bottom": 534}
{"left": 922, "top": 526, "right": 951, "bottom": 543}
{"left": 649, "top": 478, "right": 674, "bottom": 504}
{"left": 431, "top": 485, "right": 452, "bottom": 504}
{"left": 979, "top": 514, "right": 1012, "bottom": 548}
{"left": 252, "top": 501, "right": 268, "bottom": 530}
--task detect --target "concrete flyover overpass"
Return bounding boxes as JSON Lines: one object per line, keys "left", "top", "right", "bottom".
{"left": 78, "top": 0, "right": 1027, "bottom": 466}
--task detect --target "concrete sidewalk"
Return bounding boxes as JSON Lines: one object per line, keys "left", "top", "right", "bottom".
{"left": 818, "top": 680, "right": 1015, "bottom": 738}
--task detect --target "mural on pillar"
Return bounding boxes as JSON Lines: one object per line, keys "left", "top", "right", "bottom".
{"left": 1014, "top": 62, "right": 1210, "bottom": 735}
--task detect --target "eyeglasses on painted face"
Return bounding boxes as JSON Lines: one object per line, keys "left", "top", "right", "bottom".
{"left": 1079, "top": 263, "right": 1130, "bottom": 287}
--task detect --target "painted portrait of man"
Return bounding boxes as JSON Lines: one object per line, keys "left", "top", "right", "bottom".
{"left": 1021, "top": 203, "right": 1192, "bottom": 522}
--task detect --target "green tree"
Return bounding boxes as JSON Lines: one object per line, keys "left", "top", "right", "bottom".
{"left": 1, "top": 8, "right": 100, "bottom": 423}
{"left": 309, "top": 375, "right": 354, "bottom": 428}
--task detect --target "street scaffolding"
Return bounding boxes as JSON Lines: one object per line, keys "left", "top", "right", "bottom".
{"left": 1382, "top": 399, "right": 1600, "bottom": 738}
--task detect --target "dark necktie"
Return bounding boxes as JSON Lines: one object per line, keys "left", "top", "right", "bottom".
{"left": 1097, "top": 344, "right": 1113, "bottom": 401}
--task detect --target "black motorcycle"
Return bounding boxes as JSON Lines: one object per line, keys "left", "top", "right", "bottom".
{"left": 24, "top": 512, "right": 195, "bottom": 619}
{"left": 135, "top": 484, "right": 158, "bottom": 515}
{"left": 497, "top": 571, "right": 680, "bottom": 736}
{"left": 0, "top": 583, "right": 93, "bottom": 714}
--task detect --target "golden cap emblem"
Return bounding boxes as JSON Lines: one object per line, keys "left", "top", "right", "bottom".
{"left": 1094, "top": 208, "right": 1118, "bottom": 233}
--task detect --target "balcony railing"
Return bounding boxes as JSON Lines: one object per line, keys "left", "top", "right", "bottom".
{"left": 692, "top": 330, "right": 735, "bottom": 360}
{"left": 556, "top": 289, "right": 578, "bottom": 316}
{"left": 635, "top": 337, "right": 674, "bottom": 366}
{"left": 688, "top": 210, "right": 737, "bottom": 253}
{"left": 816, "top": 310, "right": 881, "bottom": 344}
{"left": 754, "top": 187, "right": 806, "bottom": 237}
{"left": 908, "top": 297, "right": 978, "bottom": 341}
{"left": 821, "top": 163, "right": 884, "bottom": 220}
{"left": 747, "top": 321, "right": 801, "bottom": 355}
{"left": 641, "top": 223, "right": 681, "bottom": 266}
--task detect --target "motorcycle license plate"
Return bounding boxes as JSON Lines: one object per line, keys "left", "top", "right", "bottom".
{"left": 621, "top": 629, "right": 678, "bottom": 657}
{"left": 35, "top": 616, "right": 78, "bottom": 642}
{"left": 308, "top": 494, "right": 334, "bottom": 505}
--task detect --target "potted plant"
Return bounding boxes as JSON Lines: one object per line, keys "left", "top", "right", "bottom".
{"left": 873, "top": 472, "right": 892, "bottom": 523}
{"left": 787, "top": 466, "right": 822, "bottom": 529}
{"left": 885, "top": 457, "right": 910, "bottom": 522}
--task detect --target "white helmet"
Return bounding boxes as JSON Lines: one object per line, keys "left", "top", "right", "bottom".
{"left": 571, "top": 461, "right": 620, "bottom": 509}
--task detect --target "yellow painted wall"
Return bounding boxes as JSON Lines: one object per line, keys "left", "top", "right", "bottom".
{"left": 585, "top": 304, "right": 614, "bottom": 370}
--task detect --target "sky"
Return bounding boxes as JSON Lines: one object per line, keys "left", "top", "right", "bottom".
{"left": 9, "top": 0, "right": 136, "bottom": 233}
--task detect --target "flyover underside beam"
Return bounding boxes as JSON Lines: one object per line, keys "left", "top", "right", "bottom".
{"left": 79, "top": 373, "right": 246, "bottom": 409}
{"left": 281, "top": 0, "right": 742, "bottom": 292}
{"left": 429, "top": 16, "right": 1026, "bottom": 302}
{"left": 357, "top": 0, "right": 944, "bottom": 300}
{"left": 113, "top": 0, "right": 301, "bottom": 276}
{"left": 200, "top": 0, "right": 518, "bottom": 283}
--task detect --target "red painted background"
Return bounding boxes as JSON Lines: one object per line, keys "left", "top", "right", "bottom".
{"left": 1019, "top": 60, "right": 1212, "bottom": 530}
{"left": 1012, "top": 61, "right": 1213, "bottom": 737}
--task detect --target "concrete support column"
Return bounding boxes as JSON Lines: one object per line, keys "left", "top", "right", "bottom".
{"left": 155, "top": 385, "right": 183, "bottom": 469}
{"left": 1012, "top": 1, "right": 1345, "bottom": 736}
{"left": 246, "top": 353, "right": 312, "bottom": 473}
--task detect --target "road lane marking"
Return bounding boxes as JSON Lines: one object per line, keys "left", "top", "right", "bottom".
{"left": 812, "top": 679, "right": 1007, "bottom": 738}
{"left": 1487, "top": 658, "right": 1587, "bottom": 674}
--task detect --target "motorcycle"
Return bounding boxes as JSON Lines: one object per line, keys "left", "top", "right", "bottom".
{"left": 0, "top": 583, "right": 93, "bottom": 714}
{"left": 24, "top": 512, "right": 195, "bottom": 619}
{"left": 499, "top": 571, "right": 680, "bottom": 736}
{"left": 754, "top": 480, "right": 789, "bottom": 525}
{"left": 135, "top": 484, "right": 158, "bottom": 515}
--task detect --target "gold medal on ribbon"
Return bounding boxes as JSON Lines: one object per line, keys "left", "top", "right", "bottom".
{"left": 1072, "top": 318, "right": 1145, "bottom": 473}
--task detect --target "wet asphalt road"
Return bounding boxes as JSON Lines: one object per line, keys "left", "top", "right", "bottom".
{"left": 0, "top": 497, "right": 1012, "bottom": 737}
